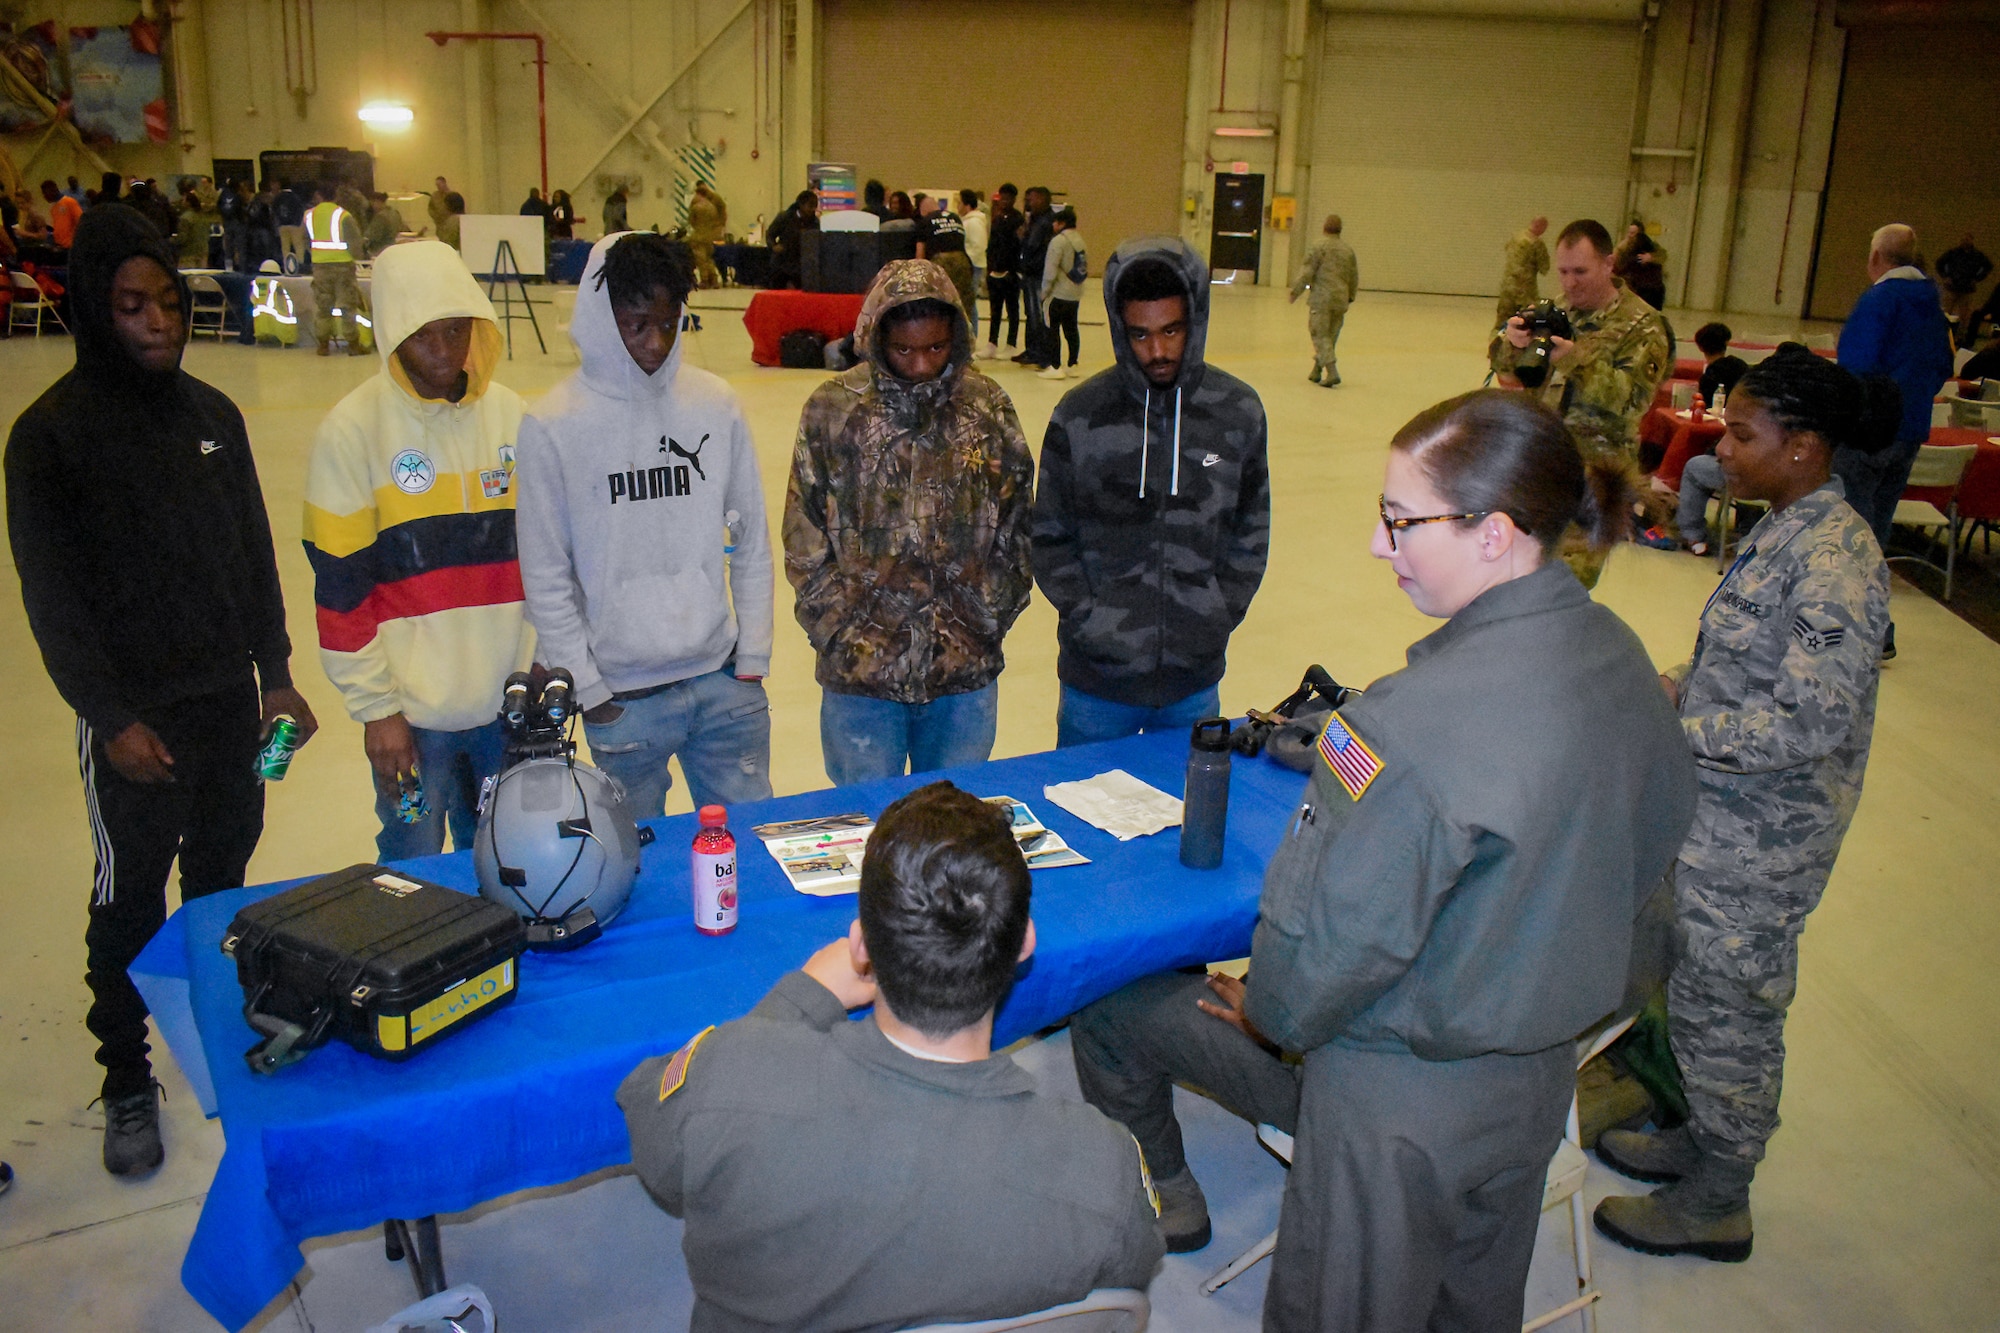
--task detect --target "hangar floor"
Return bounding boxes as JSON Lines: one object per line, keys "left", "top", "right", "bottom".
{"left": 1, "top": 281, "right": 1994, "bottom": 1331}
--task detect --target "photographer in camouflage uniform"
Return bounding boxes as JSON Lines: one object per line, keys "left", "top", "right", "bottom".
{"left": 1489, "top": 218, "right": 1671, "bottom": 586}
{"left": 1594, "top": 352, "right": 1890, "bottom": 1264}
{"left": 784, "top": 260, "right": 1034, "bottom": 785}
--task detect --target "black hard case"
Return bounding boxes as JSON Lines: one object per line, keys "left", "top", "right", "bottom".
{"left": 222, "top": 864, "right": 527, "bottom": 1065}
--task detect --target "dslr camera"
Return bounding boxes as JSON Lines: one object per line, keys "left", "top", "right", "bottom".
{"left": 1509, "top": 299, "right": 1575, "bottom": 389}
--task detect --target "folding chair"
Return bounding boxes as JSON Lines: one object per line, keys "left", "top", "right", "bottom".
{"left": 8, "top": 270, "right": 67, "bottom": 336}
{"left": 187, "top": 274, "right": 234, "bottom": 341}
{"left": 1889, "top": 443, "right": 1977, "bottom": 601}
{"left": 902, "top": 1288, "right": 1148, "bottom": 1332}
{"left": 1203, "top": 1016, "right": 1637, "bottom": 1333}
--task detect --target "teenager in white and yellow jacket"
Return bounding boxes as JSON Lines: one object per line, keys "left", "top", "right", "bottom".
{"left": 302, "top": 239, "right": 533, "bottom": 859}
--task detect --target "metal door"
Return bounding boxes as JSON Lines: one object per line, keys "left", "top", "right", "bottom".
{"left": 1210, "top": 174, "right": 1264, "bottom": 276}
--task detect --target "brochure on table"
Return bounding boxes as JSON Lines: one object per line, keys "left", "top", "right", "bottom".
{"left": 754, "top": 796, "right": 1088, "bottom": 896}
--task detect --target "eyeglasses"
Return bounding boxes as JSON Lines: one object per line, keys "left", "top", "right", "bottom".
{"left": 1377, "top": 495, "right": 1488, "bottom": 551}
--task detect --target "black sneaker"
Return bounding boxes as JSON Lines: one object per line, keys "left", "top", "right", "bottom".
{"left": 97, "top": 1082, "right": 165, "bottom": 1176}
{"left": 1881, "top": 622, "right": 1897, "bottom": 663}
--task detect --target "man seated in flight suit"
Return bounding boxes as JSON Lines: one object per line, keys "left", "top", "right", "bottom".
{"left": 618, "top": 781, "right": 1164, "bottom": 1329}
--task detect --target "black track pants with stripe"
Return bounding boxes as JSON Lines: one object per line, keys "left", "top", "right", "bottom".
{"left": 80, "top": 682, "right": 264, "bottom": 1098}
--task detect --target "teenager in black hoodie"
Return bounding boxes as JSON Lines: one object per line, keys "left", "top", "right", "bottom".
{"left": 6, "top": 204, "right": 316, "bottom": 1175}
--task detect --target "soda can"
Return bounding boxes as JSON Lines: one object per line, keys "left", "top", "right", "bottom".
{"left": 254, "top": 715, "right": 304, "bottom": 782}
{"left": 397, "top": 775, "right": 430, "bottom": 825}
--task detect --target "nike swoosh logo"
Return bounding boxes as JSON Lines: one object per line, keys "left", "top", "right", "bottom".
{"left": 200, "top": 441, "right": 221, "bottom": 455}
{"left": 1202, "top": 453, "right": 1222, "bottom": 467}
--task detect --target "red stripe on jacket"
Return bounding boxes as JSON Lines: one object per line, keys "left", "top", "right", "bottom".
{"left": 316, "top": 562, "right": 525, "bottom": 653}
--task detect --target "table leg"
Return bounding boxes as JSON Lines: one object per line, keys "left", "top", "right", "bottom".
{"left": 414, "top": 1216, "right": 448, "bottom": 1296}
{"left": 383, "top": 1216, "right": 449, "bottom": 1299}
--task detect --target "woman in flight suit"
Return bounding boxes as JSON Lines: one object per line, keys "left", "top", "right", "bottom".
{"left": 1071, "top": 388, "right": 1697, "bottom": 1331}
{"left": 1594, "top": 351, "right": 1890, "bottom": 1262}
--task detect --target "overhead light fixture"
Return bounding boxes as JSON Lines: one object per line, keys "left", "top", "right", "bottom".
{"left": 359, "top": 103, "right": 414, "bottom": 127}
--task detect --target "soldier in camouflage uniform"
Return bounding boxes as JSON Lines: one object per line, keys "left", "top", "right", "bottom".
{"left": 1290, "top": 214, "right": 1359, "bottom": 386}
{"left": 1594, "top": 353, "right": 1890, "bottom": 1264}
{"left": 784, "top": 259, "right": 1035, "bottom": 785}
{"left": 1494, "top": 215, "right": 1549, "bottom": 329}
{"left": 1490, "top": 218, "right": 1670, "bottom": 587}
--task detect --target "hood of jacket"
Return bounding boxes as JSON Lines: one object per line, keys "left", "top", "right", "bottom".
{"left": 66, "top": 203, "right": 190, "bottom": 393}
{"left": 1101, "top": 236, "right": 1211, "bottom": 403}
{"left": 568, "top": 231, "right": 689, "bottom": 402}
{"left": 851, "top": 258, "right": 974, "bottom": 424}
{"left": 370, "top": 239, "right": 504, "bottom": 405}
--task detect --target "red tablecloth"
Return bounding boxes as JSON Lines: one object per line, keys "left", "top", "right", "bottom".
{"left": 742, "top": 291, "right": 866, "bottom": 367}
{"left": 1905, "top": 427, "right": 2000, "bottom": 522}
{"left": 1649, "top": 409, "right": 1729, "bottom": 490}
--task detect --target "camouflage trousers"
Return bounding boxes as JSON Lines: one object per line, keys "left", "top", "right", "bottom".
{"left": 1667, "top": 858, "right": 1831, "bottom": 1167}
{"left": 691, "top": 239, "right": 720, "bottom": 288}
{"left": 311, "top": 264, "right": 361, "bottom": 346}
{"left": 1308, "top": 303, "right": 1346, "bottom": 377}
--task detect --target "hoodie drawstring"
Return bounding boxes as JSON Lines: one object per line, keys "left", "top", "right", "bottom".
{"left": 1139, "top": 388, "right": 1150, "bottom": 499}
{"left": 1139, "top": 387, "right": 1186, "bottom": 499}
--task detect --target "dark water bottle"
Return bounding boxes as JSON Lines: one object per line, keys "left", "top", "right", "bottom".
{"left": 1180, "top": 718, "right": 1232, "bottom": 870}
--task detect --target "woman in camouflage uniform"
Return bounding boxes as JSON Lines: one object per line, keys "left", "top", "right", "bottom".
{"left": 1595, "top": 351, "right": 1892, "bottom": 1263}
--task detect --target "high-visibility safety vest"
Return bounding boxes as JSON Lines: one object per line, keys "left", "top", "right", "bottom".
{"left": 306, "top": 201, "right": 354, "bottom": 262}
{"left": 251, "top": 275, "right": 299, "bottom": 346}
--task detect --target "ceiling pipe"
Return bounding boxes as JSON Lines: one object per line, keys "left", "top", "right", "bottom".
{"left": 427, "top": 30, "right": 548, "bottom": 197}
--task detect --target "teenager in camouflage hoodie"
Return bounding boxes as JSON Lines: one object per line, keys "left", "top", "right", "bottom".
{"left": 783, "top": 260, "right": 1035, "bottom": 786}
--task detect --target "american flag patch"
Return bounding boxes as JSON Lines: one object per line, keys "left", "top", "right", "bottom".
{"left": 658, "top": 1026, "right": 715, "bottom": 1101}
{"left": 1318, "top": 713, "right": 1384, "bottom": 801}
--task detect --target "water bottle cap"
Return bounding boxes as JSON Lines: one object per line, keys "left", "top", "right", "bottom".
{"left": 698, "top": 804, "right": 728, "bottom": 826}
{"left": 1191, "top": 717, "right": 1233, "bottom": 751}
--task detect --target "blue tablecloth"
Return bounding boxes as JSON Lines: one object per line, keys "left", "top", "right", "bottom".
{"left": 131, "top": 732, "right": 1305, "bottom": 1329}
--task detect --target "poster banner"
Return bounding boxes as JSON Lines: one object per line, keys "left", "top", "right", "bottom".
{"left": 808, "top": 162, "right": 858, "bottom": 213}
{"left": 0, "top": 22, "right": 66, "bottom": 135}
{"left": 70, "top": 20, "right": 168, "bottom": 145}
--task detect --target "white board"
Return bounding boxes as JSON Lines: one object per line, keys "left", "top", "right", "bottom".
{"left": 458, "top": 214, "right": 547, "bottom": 277}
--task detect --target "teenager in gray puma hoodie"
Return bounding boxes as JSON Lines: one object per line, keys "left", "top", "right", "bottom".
{"left": 1030, "top": 236, "right": 1270, "bottom": 746}
{"left": 515, "top": 232, "right": 775, "bottom": 816}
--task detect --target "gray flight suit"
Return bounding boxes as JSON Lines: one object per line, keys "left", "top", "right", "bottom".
{"left": 1663, "top": 481, "right": 1888, "bottom": 1187}
{"left": 620, "top": 971, "right": 1165, "bottom": 1332}
{"left": 1073, "top": 562, "right": 1696, "bottom": 1332}
{"left": 1290, "top": 235, "right": 1358, "bottom": 382}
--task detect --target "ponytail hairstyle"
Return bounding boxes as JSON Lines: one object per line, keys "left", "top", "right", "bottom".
{"left": 1390, "top": 389, "right": 1636, "bottom": 557}
{"left": 1732, "top": 350, "right": 1869, "bottom": 458}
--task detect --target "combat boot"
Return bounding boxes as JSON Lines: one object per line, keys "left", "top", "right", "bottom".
{"left": 1596, "top": 1124, "right": 1699, "bottom": 1183}
{"left": 1151, "top": 1168, "right": 1212, "bottom": 1253}
{"left": 98, "top": 1081, "right": 165, "bottom": 1176}
{"left": 1594, "top": 1154, "right": 1755, "bottom": 1263}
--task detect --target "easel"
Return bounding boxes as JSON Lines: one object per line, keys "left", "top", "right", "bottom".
{"left": 485, "top": 239, "right": 547, "bottom": 358}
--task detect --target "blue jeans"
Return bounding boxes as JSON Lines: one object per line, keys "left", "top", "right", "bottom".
{"left": 1056, "top": 683, "right": 1222, "bottom": 749}
{"left": 818, "top": 683, "right": 999, "bottom": 786}
{"left": 583, "top": 669, "right": 773, "bottom": 818}
{"left": 374, "top": 720, "right": 509, "bottom": 862}
{"left": 1676, "top": 453, "right": 1724, "bottom": 542}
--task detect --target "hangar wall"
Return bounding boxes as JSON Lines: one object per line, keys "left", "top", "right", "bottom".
{"left": 3, "top": 0, "right": 1981, "bottom": 323}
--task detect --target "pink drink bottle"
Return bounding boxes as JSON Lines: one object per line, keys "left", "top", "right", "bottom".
{"left": 692, "top": 805, "right": 739, "bottom": 936}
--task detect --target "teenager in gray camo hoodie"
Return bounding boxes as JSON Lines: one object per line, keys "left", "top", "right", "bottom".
{"left": 1030, "top": 236, "right": 1270, "bottom": 747}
